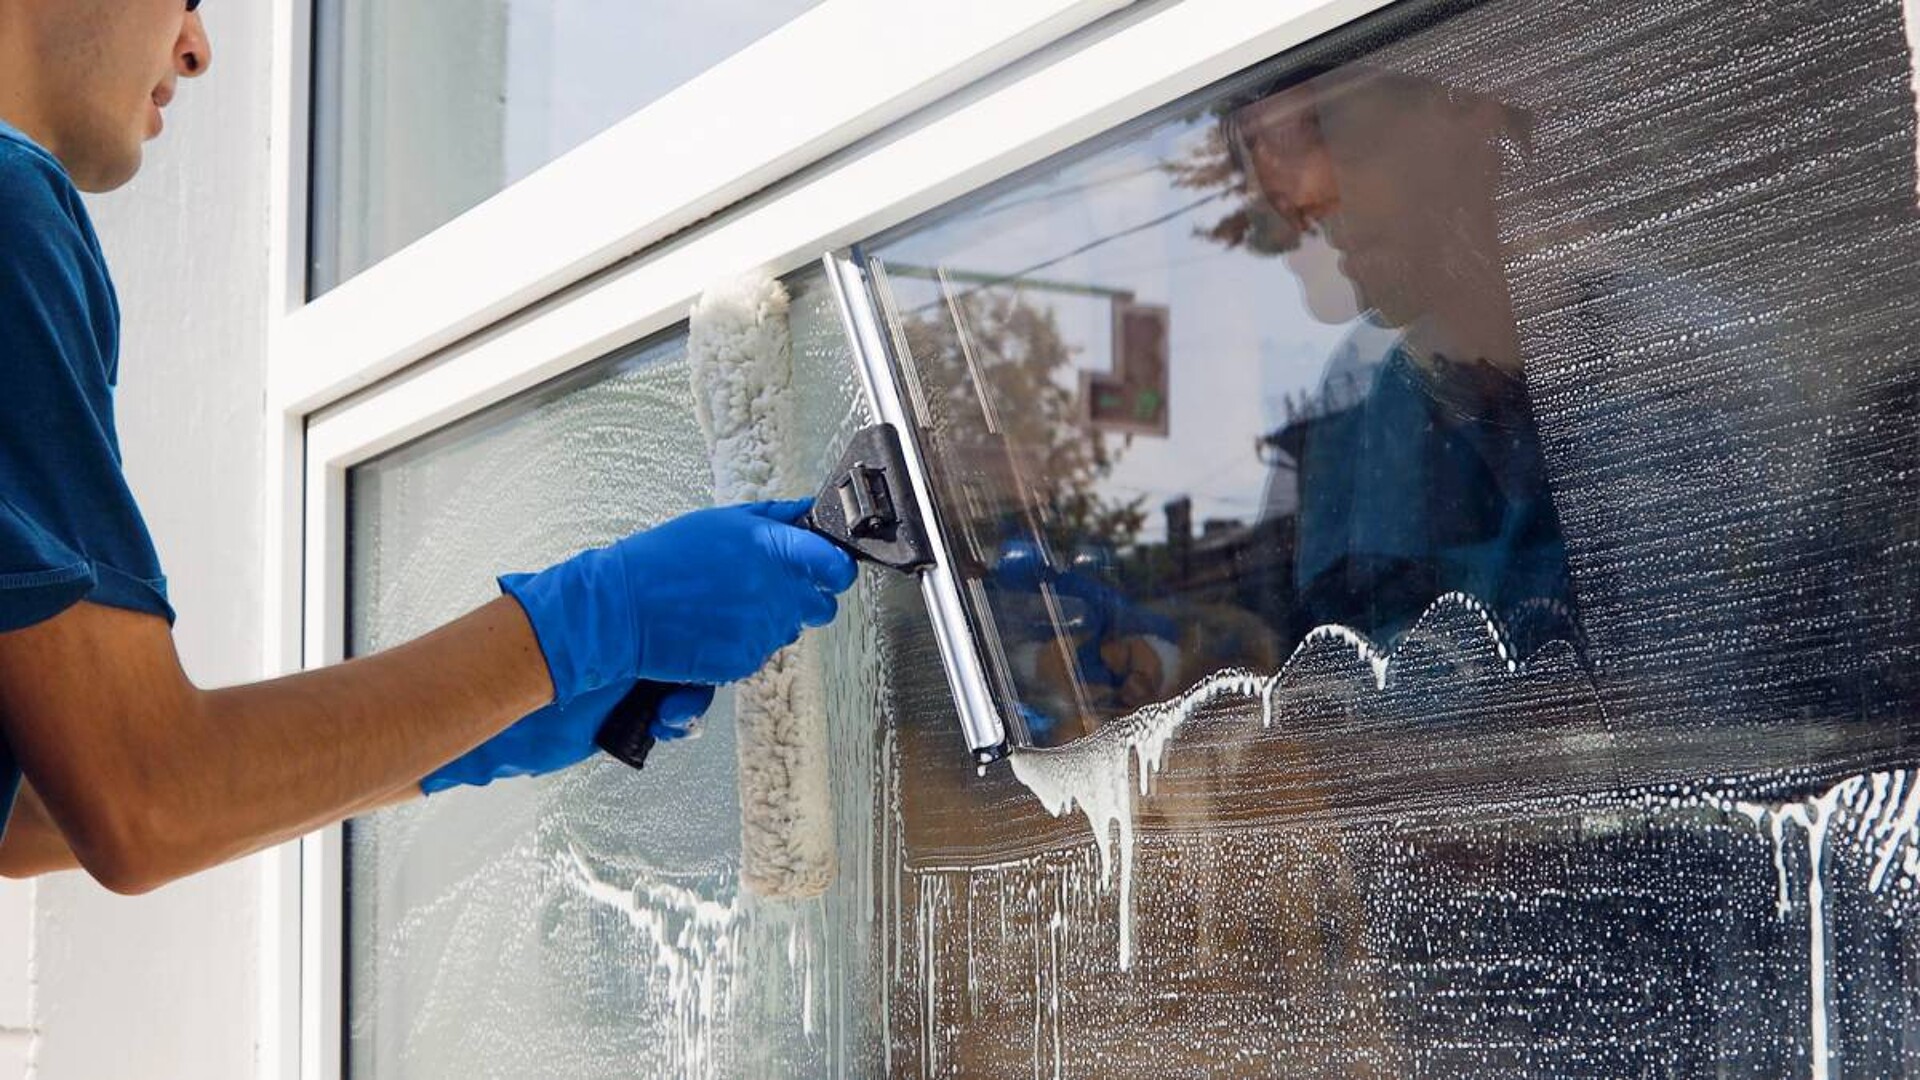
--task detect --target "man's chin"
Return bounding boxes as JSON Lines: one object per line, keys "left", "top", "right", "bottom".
{"left": 72, "top": 143, "right": 144, "bottom": 194}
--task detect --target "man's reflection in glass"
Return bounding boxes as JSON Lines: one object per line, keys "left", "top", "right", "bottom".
{"left": 1226, "top": 68, "right": 1580, "bottom": 656}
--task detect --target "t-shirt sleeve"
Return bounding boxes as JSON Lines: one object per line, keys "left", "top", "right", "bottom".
{"left": 0, "top": 495, "right": 94, "bottom": 632}
{"left": 0, "top": 140, "right": 165, "bottom": 632}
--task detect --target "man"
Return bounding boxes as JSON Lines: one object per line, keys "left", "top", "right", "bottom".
{"left": 0, "top": 1, "right": 855, "bottom": 893}
{"left": 1218, "top": 66, "right": 1580, "bottom": 657}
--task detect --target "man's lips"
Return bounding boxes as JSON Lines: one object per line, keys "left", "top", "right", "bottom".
{"left": 147, "top": 84, "right": 174, "bottom": 138}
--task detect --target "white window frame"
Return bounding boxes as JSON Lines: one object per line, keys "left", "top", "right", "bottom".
{"left": 274, "top": 0, "right": 1139, "bottom": 413}
{"left": 258, "top": 1, "right": 1395, "bottom": 1077}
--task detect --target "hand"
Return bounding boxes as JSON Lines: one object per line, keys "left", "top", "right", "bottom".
{"left": 420, "top": 679, "right": 715, "bottom": 793}
{"left": 502, "top": 499, "right": 857, "bottom": 704}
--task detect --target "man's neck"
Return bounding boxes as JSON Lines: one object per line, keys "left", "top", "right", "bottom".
{"left": 1404, "top": 301, "right": 1525, "bottom": 376}
{"left": 0, "top": 17, "right": 62, "bottom": 164}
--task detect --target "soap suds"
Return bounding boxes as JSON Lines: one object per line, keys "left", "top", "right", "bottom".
{"left": 561, "top": 842, "right": 854, "bottom": 1077}
{"left": 900, "top": 847, "right": 1105, "bottom": 1074}
{"left": 1011, "top": 591, "right": 1530, "bottom": 970}
{"left": 1733, "top": 791, "right": 1843, "bottom": 1080}
{"left": 561, "top": 845, "right": 745, "bottom": 1077}
{"left": 1588, "top": 772, "right": 1920, "bottom": 1079}
{"left": 1716, "top": 770, "right": 1920, "bottom": 1080}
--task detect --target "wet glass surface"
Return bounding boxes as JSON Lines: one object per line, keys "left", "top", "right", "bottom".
{"left": 344, "top": 289, "right": 894, "bottom": 1077}
{"left": 866, "top": 58, "right": 1590, "bottom": 744}
{"left": 343, "top": 0, "right": 1920, "bottom": 1075}
{"left": 869, "top": 0, "right": 1920, "bottom": 1072}
{"left": 866, "top": 0, "right": 1920, "bottom": 769}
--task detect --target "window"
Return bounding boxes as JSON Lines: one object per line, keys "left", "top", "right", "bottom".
{"left": 273, "top": 0, "right": 1133, "bottom": 426}
{"left": 342, "top": 279, "right": 894, "bottom": 1076}
{"left": 859, "top": 0, "right": 1920, "bottom": 1071}
{"left": 298, "top": 0, "right": 1920, "bottom": 1074}
{"left": 308, "top": 0, "right": 826, "bottom": 294}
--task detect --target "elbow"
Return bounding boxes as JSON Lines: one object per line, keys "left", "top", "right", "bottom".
{"left": 84, "top": 854, "right": 172, "bottom": 897}
{"left": 0, "top": 843, "right": 75, "bottom": 883}
{"left": 62, "top": 798, "right": 195, "bottom": 896}
{"left": 77, "top": 837, "right": 182, "bottom": 896}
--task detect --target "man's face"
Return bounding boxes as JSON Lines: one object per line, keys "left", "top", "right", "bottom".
{"left": 1232, "top": 74, "right": 1501, "bottom": 330}
{"left": 1228, "top": 88, "right": 1340, "bottom": 258}
{"left": 1227, "top": 90, "right": 1359, "bottom": 325}
{"left": 20, "top": 0, "right": 212, "bottom": 192}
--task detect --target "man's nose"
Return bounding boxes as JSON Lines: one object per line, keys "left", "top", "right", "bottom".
{"left": 177, "top": 12, "right": 213, "bottom": 78}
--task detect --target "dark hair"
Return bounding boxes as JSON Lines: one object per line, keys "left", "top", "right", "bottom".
{"left": 1223, "top": 64, "right": 1534, "bottom": 169}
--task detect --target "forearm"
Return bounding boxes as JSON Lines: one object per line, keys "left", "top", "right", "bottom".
{"left": 151, "top": 596, "right": 548, "bottom": 880}
{"left": 0, "top": 779, "right": 80, "bottom": 877}
{"left": 0, "top": 774, "right": 420, "bottom": 883}
{"left": 250, "top": 776, "right": 429, "bottom": 860}
{"left": 0, "top": 597, "right": 550, "bottom": 892}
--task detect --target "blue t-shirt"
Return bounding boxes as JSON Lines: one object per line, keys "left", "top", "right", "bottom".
{"left": 1293, "top": 345, "right": 1575, "bottom": 655}
{"left": 0, "top": 119, "right": 173, "bottom": 840}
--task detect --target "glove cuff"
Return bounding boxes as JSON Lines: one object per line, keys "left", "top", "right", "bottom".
{"left": 498, "top": 571, "right": 568, "bottom": 706}
{"left": 498, "top": 548, "right": 635, "bottom": 704}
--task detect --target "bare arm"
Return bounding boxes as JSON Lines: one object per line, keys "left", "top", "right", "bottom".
{"left": 0, "top": 772, "right": 423, "bottom": 880}
{"left": 0, "top": 777, "right": 78, "bottom": 877}
{"left": 0, "top": 597, "right": 550, "bottom": 894}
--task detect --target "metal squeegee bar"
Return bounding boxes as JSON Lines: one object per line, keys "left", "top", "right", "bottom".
{"left": 824, "top": 252, "right": 1011, "bottom": 766}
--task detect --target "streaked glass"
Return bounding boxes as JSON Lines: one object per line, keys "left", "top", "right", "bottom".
{"left": 866, "top": 0, "right": 1920, "bottom": 1072}
{"left": 344, "top": 287, "right": 892, "bottom": 1076}
{"left": 342, "top": 0, "right": 1920, "bottom": 1074}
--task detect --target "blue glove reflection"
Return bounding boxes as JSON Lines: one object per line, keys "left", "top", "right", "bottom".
{"left": 1016, "top": 701, "right": 1060, "bottom": 743}
{"left": 421, "top": 679, "right": 715, "bottom": 794}
{"left": 504, "top": 499, "right": 857, "bottom": 704}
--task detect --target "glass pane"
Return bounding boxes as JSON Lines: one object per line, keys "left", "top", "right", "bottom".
{"left": 864, "top": 0, "right": 1920, "bottom": 1072}
{"left": 309, "top": 0, "right": 826, "bottom": 295}
{"left": 864, "top": 1, "right": 1920, "bottom": 767}
{"left": 344, "top": 284, "right": 892, "bottom": 1077}
{"left": 343, "top": 0, "right": 1920, "bottom": 1074}
{"left": 867, "top": 67, "right": 1600, "bottom": 743}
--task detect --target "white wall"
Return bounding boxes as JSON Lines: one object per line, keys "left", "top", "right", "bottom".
{"left": 0, "top": 3, "right": 274, "bottom": 1078}
{"left": 0, "top": 882, "right": 29, "bottom": 1077}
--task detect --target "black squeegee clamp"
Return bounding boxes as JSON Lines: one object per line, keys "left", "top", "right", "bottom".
{"left": 595, "top": 422, "right": 935, "bottom": 771}
{"left": 800, "top": 423, "right": 937, "bottom": 574}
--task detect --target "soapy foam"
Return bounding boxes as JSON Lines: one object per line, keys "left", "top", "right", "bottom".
{"left": 989, "top": 724, "right": 1920, "bottom": 1077}
{"left": 1733, "top": 791, "right": 1843, "bottom": 1080}
{"left": 561, "top": 845, "right": 745, "bottom": 1076}
{"left": 898, "top": 846, "right": 1104, "bottom": 1076}
{"left": 1719, "top": 770, "right": 1920, "bottom": 1080}
{"left": 1011, "top": 591, "right": 1521, "bottom": 970}
{"left": 1006, "top": 572, "right": 1920, "bottom": 1068}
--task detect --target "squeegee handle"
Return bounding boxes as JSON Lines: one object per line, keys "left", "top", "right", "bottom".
{"left": 594, "top": 680, "right": 675, "bottom": 770}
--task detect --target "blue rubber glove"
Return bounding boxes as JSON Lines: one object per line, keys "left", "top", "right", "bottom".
{"left": 646, "top": 686, "right": 710, "bottom": 742}
{"left": 502, "top": 499, "right": 857, "bottom": 706}
{"left": 421, "top": 679, "right": 716, "bottom": 793}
